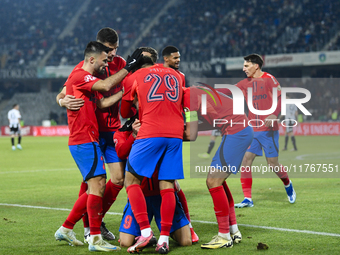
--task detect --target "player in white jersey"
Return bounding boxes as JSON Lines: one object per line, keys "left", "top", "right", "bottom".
{"left": 282, "top": 101, "right": 298, "bottom": 151}
{"left": 8, "top": 104, "right": 22, "bottom": 150}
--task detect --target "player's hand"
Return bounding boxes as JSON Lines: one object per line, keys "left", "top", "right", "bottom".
{"left": 61, "top": 95, "right": 84, "bottom": 111}
{"left": 264, "top": 114, "right": 279, "bottom": 127}
{"left": 124, "top": 48, "right": 143, "bottom": 72}
{"left": 132, "top": 119, "right": 141, "bottom": 138}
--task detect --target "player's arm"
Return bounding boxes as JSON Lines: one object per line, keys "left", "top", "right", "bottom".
{"left": 56, "top": 86, "right": 84, "bottom": 110}
{"left": 91, "top": 48, "right": 143, "bottom": 92}
{"left": 121, "top": 80, "right": 138, "bottom": 118}
{"left": 115, "top": 119, "right": 140, "bottom": 159}
{"left": 183, "top": 110, "right": 198, "bottom": 141}
{"left": 96, "top": 89, "right": 124, "bottom": 109}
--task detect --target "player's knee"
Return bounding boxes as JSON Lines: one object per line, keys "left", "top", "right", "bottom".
{"left": 206, "top": 178, "right": 219, "bottom": 189}
{"left": 178, "top": 237, "right": 192, "bottom": 246}
{"left": 111, "top": 177, "right": 124, "bottom": 186}
{"left": 119, "top": 239, "right": 133, "bottom": 248}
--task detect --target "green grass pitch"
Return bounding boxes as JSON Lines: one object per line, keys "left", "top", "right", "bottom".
{"left": 0, "top": 135, "right": 339, "bottom": 254}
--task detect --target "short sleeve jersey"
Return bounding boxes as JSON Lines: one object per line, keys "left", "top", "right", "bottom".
{"left": 95, "top": 56, "right": 126, "bottom": 132}
{"left": 237, "top": 72, "right": 281, "bottom": 131}
{"left": 128, "top": 65, "right": 184, "bottom": 139}
{"left": 65, "top": 68, "right": 103, "bottom": 145}
{"left": 183, "top": 87, "right": 249, "bottom": 135}
{"left": 285, "top": 104, "right": 298, "bottom": 120}
{"left": 8, "top": 109, "right": 21, "bottom": 128}
{"left": 65, "top": 56, "right": 126, "bottom": 132}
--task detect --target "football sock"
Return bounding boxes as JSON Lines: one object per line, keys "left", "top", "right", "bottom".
{"left": 230, "top": 224, "right": 239, "bottom": 234}
{"left": 158, "top": 235, "right": 169, "bottom": 245}
{"left": 11, "top": 137, "right": 14, "bottom": 146}
{"left": 87, "top": 194, "right": 103, "bottom": 235}
{"left": 78, "top": 182, "right": 89, "bottom": 228}
{"left": 291, "top": 136, "right": 297, "bottom": 150}
{"left": 275, "top": 165, "right": 290, "bottom": 186}
{"left": 218, "top": 232, "right": 231, "bottom": 240}
{"left": 63, "top": 192, "right": 88, "bottom": 229}
{"left": 176, "top": 189, "right": 191, "bottom": 222}
{"left": 284, "top": 135, "right": 289, "bottom": 149}
{"left": 102, "top": 180, "right": 123, "bottom": 215}
{"left": 240, "top": 169, "right": 253, "bottom": 198}
{"left": 126, "top": 184, "right": 150, "bottom": 231}
{"left": 207, "top": 140, "right": 215, "bottom": 154}
{"left": 209, "top": 185, "right": 229, "bottom": 234}
{"left": 141, "top": 228, "right": 152, "bottom": 237}
{"left": 84, "top": 227, "right": 90, "bottom": 236}
{"left": 160, "top": 188, "right": 176, "bottom": 236}
{"left": 222, "top": 181, "right": 237, "bottom": 226}
{"left": 18, "top": 136, "right": 21, "bottom": 144}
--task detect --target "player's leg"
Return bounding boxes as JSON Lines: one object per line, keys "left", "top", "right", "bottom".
{"left": 174, "top": 180, "right": 199, "bottom": 243}
{"left": 283, "top": 130, "right": 289, "bottom": 151}
{"left": 264, "top": 131, "right": 296, "bottom": 204}
{"left": 235, "top": 151, "right": 256, "bottom": 208}
{"left": 10, "top": 128, "right": 15, "bottom": 150}
{"left": 171, "top": 225, "right": 192, "bottom": 246}
{"left": 198, "top": 130, "right": 218, "bottom": 158}
{"left": 290, "top": 131, "right": 297, "bottom": 151}
{"left": 156, "top": 138, "right": 184, "bottom": 253}
{"left": 222, "top": 182, "right": 242, "bottom": 244}
{"left": 17, "top": 129, "right": 22, "bottom": 149}
{"left": 78, "top": 181, "right": 90, "bottom": 243}
{"left": 202, "top": 168, "right": 233, "bottom": 249}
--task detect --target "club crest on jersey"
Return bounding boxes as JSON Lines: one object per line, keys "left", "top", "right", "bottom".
{"left": 84, "top": 75, "right": 96, "bottom": 83}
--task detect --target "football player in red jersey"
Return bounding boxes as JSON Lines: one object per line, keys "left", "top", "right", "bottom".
{"left": 120, "top": 51, "right": 185, "bottom": 254}
{"left": 55, "top": 41, "right": 142, "bottom": 251}
{"left": 218, "top": 54, "right": 296, "bottom": 208}
{"left": 56, "top": 28, "right": 142, "bottom": 241}
{"left": 183, "top": 86, "right": 253, "bottom": 249}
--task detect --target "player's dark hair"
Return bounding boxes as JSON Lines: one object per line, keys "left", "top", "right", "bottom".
{"left": 13, "top": 104, "right": 18, "bottom": 108}
{"left": 96, "top": 27, "right": 119, "bottom": 44}
{"left": 139, "top": 47, "right": 158, "bottom": 63}
{"left": 84, "top": 41, "right": 111, "bottom": 58}
{"left": 162, "top": 46, "right": 179, "bottom": 57}
{"left": 244, "top": 53, "right": 263, "bottom": 68}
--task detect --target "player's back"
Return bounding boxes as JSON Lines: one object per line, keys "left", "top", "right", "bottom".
{"left": 131, "top": 65, "right": 184, "bottom": 139}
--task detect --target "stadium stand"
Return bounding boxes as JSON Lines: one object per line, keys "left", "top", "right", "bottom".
{"left": 0, "top": 0, "right": 339, "bottom": 126}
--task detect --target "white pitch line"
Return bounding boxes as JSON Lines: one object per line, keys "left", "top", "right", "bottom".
{"left": 0, "top": 168, "right": 76, "bottom": 174}
{"left": 1, "top": 203, "right": 339, "bottom": 237}
{"left": 191, "top": 220, "right": 340, "bottom": 237}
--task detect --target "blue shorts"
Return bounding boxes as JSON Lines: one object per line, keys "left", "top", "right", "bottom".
{"left": 126, "top": 138, "right": 184, "bottom": 180}
{"left": 247, "top": 130, "right": 279, "bottom": 158}
{"left": 69, "top": 142, "right": 106, "bottom": 181}
{"left": 99, "top": 132, "right": 124, "bottom": 163}
{"left": 211, "top": 126, "right": 254, "bottom": 174}
{"left": 119, "top": 194, "right": 189, "bottom": 236}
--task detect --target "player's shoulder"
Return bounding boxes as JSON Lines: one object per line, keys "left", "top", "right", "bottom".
{"left": 112, "top": 55, "right": 126, "bottom": 66}
{"left": 262, "top": 72, "right": 279, "bottom": 85}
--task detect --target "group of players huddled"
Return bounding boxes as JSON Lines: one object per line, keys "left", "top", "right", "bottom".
{"left": 54, "top": 27, "right": 296, "bottom": 253}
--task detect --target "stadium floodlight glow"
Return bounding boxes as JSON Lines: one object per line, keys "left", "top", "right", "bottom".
{"left": 202, "top": 85, "right": 312, "bottom": 116}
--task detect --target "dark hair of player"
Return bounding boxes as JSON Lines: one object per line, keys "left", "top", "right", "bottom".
{"left": 244, "top": 53, "right": 264, "bottom": 68}
{"left": 84, "top": 41, "right": 111, "bottom": 58}
{"left": 162, "top": 46, "right": 179, "bottom": 57}
{"left": 96, "top": 27, "right": 119, "bottom": 45}
{"left": 139, "top": 47, "right": 158, "bottom": 63}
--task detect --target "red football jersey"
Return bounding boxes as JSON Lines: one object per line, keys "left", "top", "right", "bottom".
{"left": 237, "top": 72, "right": 281, "bottom": 131}
{"left": 156, "top": 63, "right": 186, "bottom": 87}
{"left": 65, "top": 68, "right": 103, "bottom": 145}
{"left": 66, "top": 56, "right": 126, "bottom": 132}
{"left": 95, "top": 56, "right": 126, "bottom": 132}
{"left": 183, "top": 87, "right": 249, "bottom": 135}
{"left": 123, "top": 65, "right": 184, "bottom": 139}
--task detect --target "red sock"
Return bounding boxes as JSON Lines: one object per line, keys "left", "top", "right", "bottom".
{"left": 222, "top": 182, "right": 237, "bottom": 226}
{"left": 102, "top": 180, "right": 123, "bottom": 215}
{"left": 87, "top": 194, "right": 103, "bottom": 235}
{"left": 126, "top": 184, "right": 150, "bottom": 230}
{"left": 176, "top": 189, "right": 191, "bottom": 222}
{"left": 160, "top": 188, "right": 176, "bottom": 236}
{"left": 275, "top": 165, "right": 290, "bottom": 186}
{"left": 63, "top": 192, "right": 88, "bottom": 229}
{"left": 240, "top": 168, "right": 252, "bottom": 198}
{"left": 209, "top": 186, "right": 229, "bottom": 234}
{"left": 78, "top": 182, "right": 89, "bottom": 228}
